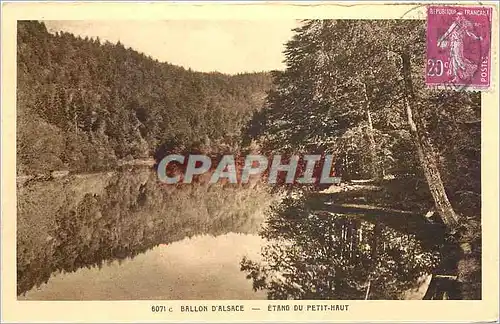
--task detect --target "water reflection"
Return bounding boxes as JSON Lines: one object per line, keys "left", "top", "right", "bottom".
{"left": 18, "top": 168, "right": 442, "bottom": 300}
{"left": 17, "top": 168, "right": 273, "bottom": 296}
{"left": 240, "top": 196, "right": 441, "bottom": 300}
{"left": 20, "top": 233, "right": 266, "bottom": 300}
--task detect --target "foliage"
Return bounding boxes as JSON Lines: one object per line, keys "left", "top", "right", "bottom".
{"left": 17, "top": 21, "right": 272, "bottom": 174}
{"left": 244, "top": 20, "right": 480, "bottom": 213}
{"left": 241, "top": 19, "right": 482, "bottom": 299}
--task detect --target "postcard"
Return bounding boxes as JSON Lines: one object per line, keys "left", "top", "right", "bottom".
{"left": 1, "top": 1, "right": 499, "bottom": 323}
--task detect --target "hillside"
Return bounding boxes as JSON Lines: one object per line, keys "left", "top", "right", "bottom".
{"left": 17, "top": 167, "right": 273, "bottom": 295}
{"left": 17, "top": 21, "right": 273, "bottom": 175}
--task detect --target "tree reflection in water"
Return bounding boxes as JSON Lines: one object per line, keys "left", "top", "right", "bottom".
{"left": 241, "top": 196, "right": 441, "bottom": 300}
{"left": 17, "top": 169, "right": 273, "bottom": 296}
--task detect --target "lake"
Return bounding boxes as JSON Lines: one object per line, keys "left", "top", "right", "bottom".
{"left": 17, "top": 167, "right": 273, "bottom": 298}
{"left": 17, "top": 168, "right": 439, "bottom": 300}
{"left": 19, "top": 233, "right": 266, "bottom": 300}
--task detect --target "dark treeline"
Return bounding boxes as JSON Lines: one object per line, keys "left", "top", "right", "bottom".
{"left": 17, "top": 21, "right": 272, "bottom": 175}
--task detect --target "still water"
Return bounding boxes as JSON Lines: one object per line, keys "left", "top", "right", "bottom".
{"left": 20, "top": 233, "right": 266, "bottom": 300}
{"left": 17, "top": 168, "right": 273, "bottom": 298}
{"left": 17, "top": 168, "right": 440, "bottom": 300}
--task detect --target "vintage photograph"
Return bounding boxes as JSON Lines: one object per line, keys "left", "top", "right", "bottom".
{"left": 16, "top": 17, "right": 483, "bottom": 302}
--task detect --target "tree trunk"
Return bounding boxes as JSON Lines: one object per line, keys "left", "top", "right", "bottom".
{"left": 366, "top": 221, "right": 381, "bottom": 299}
{"left": 400, "top": 52, "right": 459, "bottom": 233}
{"left": 362, "top": 83, "right": 383, "bottom": 181}
{"left": 364, "top": 279, "right": 371, "bottom": 300}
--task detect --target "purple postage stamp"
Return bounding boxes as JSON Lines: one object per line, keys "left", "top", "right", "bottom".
{"left": 426, "top": 6, "right": 493, "bottom": 91}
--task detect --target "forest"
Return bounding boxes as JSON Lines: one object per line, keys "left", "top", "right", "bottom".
{"left": 240, "top": 20, "right": 481, "bottom": 300}
{"left": 17, "top": 21, "right": 272, "bottom": 175}
{"left": 16, "top": 20, "right": 275, "bottom": 295}
{"left": 17, "top": 20, "right": 481, "bottom": 300}
{"left": 243, "top": 20, "right": 480, "bottom": 211}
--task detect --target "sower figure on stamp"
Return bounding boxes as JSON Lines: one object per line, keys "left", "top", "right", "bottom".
{"left": 437, "top": 12, "right": 482, "bottom": 82}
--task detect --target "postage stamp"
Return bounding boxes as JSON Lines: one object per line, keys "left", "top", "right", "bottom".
{"left": 426, "top": 6, "right": 493, "bottom": 91}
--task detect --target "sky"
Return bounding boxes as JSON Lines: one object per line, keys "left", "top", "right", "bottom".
{"left": 20, "top": 233, "right": 266, "bottom": 300}
{"left": 44, "top": 20, "right": 299, "bottom": 74}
